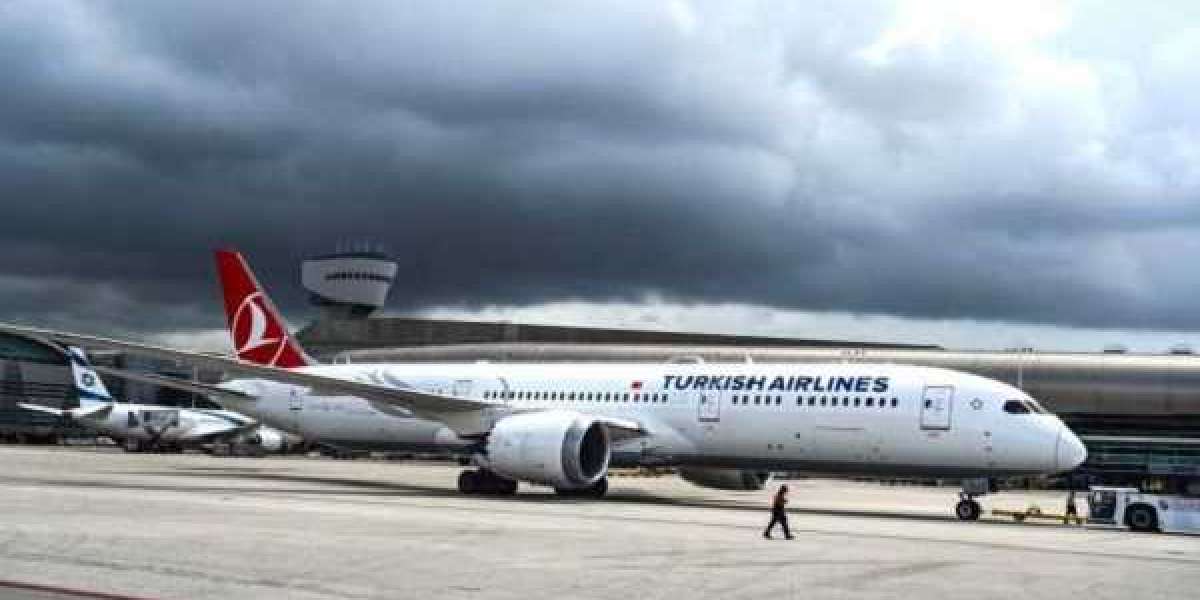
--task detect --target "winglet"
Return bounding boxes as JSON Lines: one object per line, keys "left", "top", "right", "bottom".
{"left": 214, "top": 249, "right": 314, "bottom": 368}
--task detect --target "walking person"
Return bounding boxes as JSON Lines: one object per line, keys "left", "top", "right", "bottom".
{"left": 763, "top": 484, "right": 794, "bottom": 539}
{"left": 1064, "top": 489, "right": 1080, "bottom": 525}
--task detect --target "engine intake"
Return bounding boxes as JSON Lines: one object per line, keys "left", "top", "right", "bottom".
{"left": 486, "top": 411, "right": 610, "bottom": 489}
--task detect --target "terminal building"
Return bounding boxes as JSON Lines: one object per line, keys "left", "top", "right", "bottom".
{"left": 0, "top": 335, "right": 74, "bottom": 442}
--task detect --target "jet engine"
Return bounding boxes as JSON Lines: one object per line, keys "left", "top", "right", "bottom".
{"left": 680, "top": 467, "right": 772, "bottom": 491}
{"left": 486, "top": 411, "right": 610, "bottom": 490}
{"left": 249, "top": 427, "right": 284, "bottom": 451}
{"left": 247, "top": 426, "right": 286, "bottom": 453}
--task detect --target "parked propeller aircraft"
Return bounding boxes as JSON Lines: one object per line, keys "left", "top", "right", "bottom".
{"left": 0, "top": 250, "right": 1087, "bottom": 520}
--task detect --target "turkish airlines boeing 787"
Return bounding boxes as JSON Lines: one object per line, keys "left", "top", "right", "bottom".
{"left": 0, "top": 250, "right": 1086, "bottom": 520}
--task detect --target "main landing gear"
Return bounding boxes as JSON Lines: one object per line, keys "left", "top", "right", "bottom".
{"left": 455, "top": 471, "right": 610, "bottom": 498}
{"left": 457, "top": 470, "right": 518, "bottom": 496}
{"left": 555, "top": 477, "right": 608, "bottom": 499}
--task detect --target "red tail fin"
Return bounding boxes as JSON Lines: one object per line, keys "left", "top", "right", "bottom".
{"left": 214, "top": 249, "right": 314, "bottom": 368}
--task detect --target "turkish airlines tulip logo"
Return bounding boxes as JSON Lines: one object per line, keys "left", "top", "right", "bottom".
{"left": 232, "top": 292, "right": 285, "bottom": 365}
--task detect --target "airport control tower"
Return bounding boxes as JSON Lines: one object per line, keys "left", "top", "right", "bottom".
{"left": 301, "top": 245, "right": 398, "bottom": 320}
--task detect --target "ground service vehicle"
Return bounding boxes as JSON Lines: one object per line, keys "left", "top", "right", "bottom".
{"left": 1088, "top": 486, "right": 1200, "bottom": 533}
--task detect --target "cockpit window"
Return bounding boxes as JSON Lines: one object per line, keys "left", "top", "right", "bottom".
{"left": 1024, "top": 399, "right": 1048, "bottom": 414}
{"left": 1003, "top": 400, "right": 1031, "bottom": 414}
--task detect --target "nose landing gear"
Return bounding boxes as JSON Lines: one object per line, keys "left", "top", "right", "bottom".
{"left": 954, "top": 477, "right": 991, "bottom": 521}
{"left": 955, "top": 493, "right": 983, "bottom": 521}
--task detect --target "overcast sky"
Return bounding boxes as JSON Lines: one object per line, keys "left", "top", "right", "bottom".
{"left": 5, "top": 1, "right": 1200, "bottom": 352}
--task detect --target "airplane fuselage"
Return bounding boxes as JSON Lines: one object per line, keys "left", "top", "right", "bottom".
{"left": 220, "top": 362, "right": 1085, "bottom": 478}
{"left": 79, "top": 403, "right": 255, "bottom": 445}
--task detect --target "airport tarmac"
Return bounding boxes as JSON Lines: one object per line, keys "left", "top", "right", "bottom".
{"left": 0, "top": 446, "right": 1196, "bottom": 600}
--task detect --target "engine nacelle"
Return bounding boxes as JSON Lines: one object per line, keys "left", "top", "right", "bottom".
{"left": 680, "top": 467, "right": 772, "bottom": 491}
{"left": 486, "top": 411, "right": 610, "bottom": 489}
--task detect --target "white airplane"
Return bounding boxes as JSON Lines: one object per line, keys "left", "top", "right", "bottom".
{"left": 0, "top": 250, "right": 1088, "bottom": 520}
{"left": 20, "top": 346, "right": 289, "bottom": 454}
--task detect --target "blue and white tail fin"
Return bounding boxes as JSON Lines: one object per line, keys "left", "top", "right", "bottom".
{"left": 66, "top": 346, "right": 114, "bottom": 406}
{"left": 18, "top": 346, "right": 113, "bottom": 420}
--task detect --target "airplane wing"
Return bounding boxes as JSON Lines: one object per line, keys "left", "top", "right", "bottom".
{"left": 0, "top": 322, "right": 483, "bottom": 415}
{"left": 183, "top": 415, "right": 260, "bottom": 441}
{"left": 591, "top": 416, "right": 647, "bottom": 440}
{"left": 186, "top": 422, "right": 252, "bottom": 440}
{"left": 101, "top": 364, "right": 647, "bottom": 439}
{"left": 0, "top": 323, "right": 647, "bottom": 436}
{"left": 89, "top": 365, "right": 255, "bottom": 404}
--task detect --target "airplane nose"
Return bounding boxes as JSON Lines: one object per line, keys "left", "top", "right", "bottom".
{"left": 1056, "top": 428, "right": 1088, "bottom": 471}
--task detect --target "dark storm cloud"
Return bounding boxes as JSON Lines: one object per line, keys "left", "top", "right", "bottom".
{"left": 4, "top": 0, "right": 1200, "bottom": 337}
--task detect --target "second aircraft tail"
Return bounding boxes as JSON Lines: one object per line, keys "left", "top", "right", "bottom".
{"left": 19, "top": 346, "right": 113, "bottom": 420}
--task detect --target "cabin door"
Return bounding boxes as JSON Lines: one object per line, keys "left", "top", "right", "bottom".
{"left": 452, "top": 379, "right": 473, "bottom": 398}
{"left": 696, "top": 390, "right": 721, "bottom": 423}
{"left": 285, "top": 388, "right": 305, "bottom": 432}
{"left": 920, "top": 385, "right": 954, "bottom": 430}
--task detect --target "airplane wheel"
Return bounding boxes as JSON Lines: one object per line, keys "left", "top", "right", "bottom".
{"left": 122, "top": 439, "right": 142, "bottom": 453}
{"left": 458, "top": 471, "right": 480, "bottom": 494}
{"left": 556, "top": 478, "right": 608, "bottom": 498}
{"left": 496, "top": 477, "right": 518, "bottom": 496}
{"left": 587, "top": 477, "right": 608, "bottom": 498}
{"left": 1126, "top": 505, "right": 1159, "bottom": 532}
{"left": 955, "top": 499, "right": 982, "bottom": 521}
{"left": 479, "top": 471, "right": 517, "bottom": 495}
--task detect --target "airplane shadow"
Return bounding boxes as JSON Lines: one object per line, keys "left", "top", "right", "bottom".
{"left": 126, "top": 468, "right": 1037, "bottom": 529}
{"left": 6, "top": 466, "right": 1082, "bottom": 535}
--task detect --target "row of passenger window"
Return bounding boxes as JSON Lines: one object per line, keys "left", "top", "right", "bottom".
{"left": 731, "top": 395, "right": 899, "bottom": 408}
{"left": 483, "top": 390, "right": 670, "bottom": 403}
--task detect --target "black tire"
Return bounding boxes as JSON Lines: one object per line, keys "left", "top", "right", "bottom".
{"left": 556, "top": 478, "right": 608, "bottom": 499}
{"left": 479, "top": 474, "right": 499, "bottom": 494}
{"left": 458, "top": 471, "right": 479, "bottom": 494}
{"left": 497, "top": 477, "right": 518, "bottom": 496}
{"left": 955, "top": 499, "right": 982, "bottom": 521}
{"left": 1126, "top": 504, "right": 1159, "bottom": 532}
{"left": 587, "top": 477, "right": 608, "bottom": 498}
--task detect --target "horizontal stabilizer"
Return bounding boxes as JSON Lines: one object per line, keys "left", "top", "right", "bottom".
{"left": 17, "top": 402, "right": 64, "bottom": 417}
{"left": 17, "top": 402, "right": 111, "bottom": 421}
